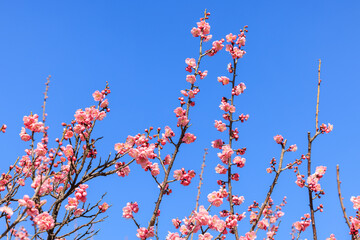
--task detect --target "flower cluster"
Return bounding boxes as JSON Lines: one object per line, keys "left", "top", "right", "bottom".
{"left": 122, "top": 202, "right": 139, "bottom": 219}
{"left": 173, "top": 168, "right": 196, "bottom": 186}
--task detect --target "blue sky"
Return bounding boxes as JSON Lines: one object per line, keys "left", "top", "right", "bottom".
{"left": 0, "top": 1, "right": 360, "bottom": 239}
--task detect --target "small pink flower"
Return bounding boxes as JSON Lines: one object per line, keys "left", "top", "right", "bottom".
{"left": 182, "top": 133, "right": 196, "bottom": 144}
{"left": 92, "top": 90, "right": 103, "bottom": 101}
{"left": 98, "top": 202, "right": 109, "bottom": 213}
{"left": 0, "top": 206, "right": 13, "bottom": 217}
{"left": 74, "top": 208, "right": 84, "bottom": 216}
{"left": 208, "top": 191, "right": 223, "bottom": 207}
{"left": 65, "top": 197, "right": 79, "bottom": 211}
{"left": 214, "top": 120, "right": 227, "bottom": 132}
{"left": 150, "top": 163, "right": 160, "bottom": 176}
{"left": 273, "top": 135, "right": 283, "bottom": 144}
{"left": 199, "top": 233, "right": 213, "bottom": 240}
{"left": 185, "top": 58, "right": 196, "bottom": 68}
{"left": 136, "top": 227, "right": 154, "bottom": 239}
{"left": 351, "top": 196, "right": 360, "bottom": 210}
{"left": 34, "top": 212, "right": 55, "bottom": 231}
{"left": 288, "top": 144, "right": 297, "bottom": 152}
{"left": 217, "top": 76, "right": 230, "bottom": 85}
{"left": 215, "top": 164, "right": 227, "bottom": 174}
{"left": 18, "top": 195, "right": 35, "bottom": 209}
{"left": 232, "top": 82, "right": 246, "bottom": 96}
{"left": 177, "top": 116, "right": 189, "bottom": 127}
{"left": 211, "top": 139, "right": 223, "bottom": 149}
{"left": 191, "top": 27, "right": 201, "bottom": 37}
{"left": 326, "top": 234, "right": 336, "bottom": 240}
{"left": 186, "top": 75, "right": 196, "bottom": 84}
{"left": 233, "top": 156, "right": 246, "bottom": 168}
{"left": 257, "top": 219, "right": 269, "bottom": 230}
{"left": 19, "top": 127, "right": 31, "bottom": 141}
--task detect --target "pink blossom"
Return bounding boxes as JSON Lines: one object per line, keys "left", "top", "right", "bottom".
{"left": 257, "top": 218, "right": 269, "bottom": 230}
{"left": 295, "top": 175, "right": 305, "bottom": 188}
{"left": 75, "top": 184, "right": 88, "bottom": 202}
{"left": 18, "top": 195, "right": 35, "bottom": 209}
{"left": 35, "top": 142, "right": 47, "bottom": 157}
{"left": 100, "top": 99, "right": 109, "bottom": 108}
{"left": 214, "top": 120, "right": 227, "bottom": 132}
{"left": 199, "top": 233, "right": 213, "bottom": 240}
{"left": 233, "top": 156, "right": 246, "bottom": 168}
{"left": 315, "top": 166, "right": 326, "bottom": 178}
{"left": 136, "top": 227, "right": 154, "bottom": 239}
{"left": 326, "top": 234, "right": 336, "bottom": 240}
{"left": 98, "top": 202, "right": 109, "bottom": 212}
{"left": 74, "top": 208, "right": 84, "bottom": 216}
{"left": 211, "top": 139, "right": 223, "bottom": 149}
{"left": 351, "top": 196, "right": 360, "bottom": 210}
{"left": 0, "top": 206, "right": 13, "bottom": 217}
{"left": 63, "top": 145, "right": 74, "bottom": 158}
{"left": 182, "top": 133, "right": 196, "bottom": 144}
{"left": 273, "top": 135, "right": 283, "bottom": 144}
{"left": 150, "top": 163, "right": 160, "bottom": 176}
{"left": 237, "top": 36, "right": 246, "bottom": 46}
{"left": 164, "top": 126, "right": 175, "bottom": 138}
{"left": 166, "top": 232, "right": 183, "bottom": 240}
{"left": 219, "top": 101, "right": 235, "bottom": 113}
{"left": 320, "top": 123, "right": 333, "bottom": 133}
{"left": 197, "top": 21, "right": 210, "bottom": 35}
{"left": 232, "top": 82, "right": 246, "bottom": 96}
{"left": 232, "top": 195, "right": 245, "bottom": 205}
{"left": 288, "top": 144, "right": 297, "bottom": 152}
{"left": 34, "top": 212, "right": 55, "bottom": 231}
{"left": 92, "top": 90, "right": 103, "bottom": 101}
{"left": 226, "top": 33, "right": 237, "bottom": 42}
{"left": 115, "top": 162, "right": 130, "bottom": 177}
{"left": 186, "top": 75, "right": 196, "bottom": 84}
{"left": 185, "top": 58, "right": 196, "bottom": 68}
{"left": 191, "top": 27, "right": 201, "bottom": 37}
{"left": 177, "top": 116, "right": 189, "bottom": 127}
{"left": 122, "top": 202, "right": 138, "bottom": 219}
{"left": 238, "top": 113, "right": 249, "bottom": 122}
{"left": 217, "top": 145, "right": 234, "bottom": 164}
{"left": 215, "top": 164, "right": 227, "bottom": 174}
{"left": 225, "top": 214, "right": 238, "bottom": 229}
{"left": 23, "top": 114, "right": 44, "bottom": 132}
{"left": 65, "top": 197, "right": 79, "bottom": 211}
{"left": 19, "top": 127, "right": 31, "bottom": 141}
{"left": 172, "top": 218, "right": 182, "bottom": 229}
{"left": 217, "top": 76, "right": 230, "bottom": 85}
{"left": 174, "top": 107, "right": 186, "bottom": 117}
{"left": 199, "top": 70, "right": 208, "bottom": 79}
{"left": 350, "top": 217, "right": 360, "bottom": 230}
{"left": 208, "top": 191, "right": 223, "bottom": 207}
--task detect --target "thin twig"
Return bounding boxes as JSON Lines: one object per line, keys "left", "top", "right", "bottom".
{"left": 336, "top": 165, "right": 351, "bottom": 229}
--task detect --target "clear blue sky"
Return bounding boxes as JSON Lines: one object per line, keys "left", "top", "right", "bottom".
{"left": 0, "top": 1, "right": 359, "bottom": 239}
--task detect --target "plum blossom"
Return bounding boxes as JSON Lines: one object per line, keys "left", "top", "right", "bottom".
{"left": 186, "top": 75, "right": 196, "bottom": 84}
{"left": 214, "top": 120, "right": 227, "bottom": 132}
{"left": 211, "top": 139, "right": 223, "bottom": 149}
{"left": 19, "top": 127, "right": 31, "bottom": 141}
{"left": 319, "top": 123, "right": 333, "bottom": 133}
{"left": 136, "top": 227, "right": 154, "bottom": 239}
{"left": 34, "top": 212, "right": 55, "bottom": 231}
{"left": 215, "top": 164, "right": 227, "bottom": 174}
{"left": 351, "top": 196, "right": 360, "bottom": 210}
{"left": 217, "top": 76, "right": 230, "bottom": 85}
{"left": 92, "top": 90, "right": 103, "bottom": 101}
{"left": 182, "top": 133, "right": 196, "bottom": 144}
{"left": 232, "top": 83, "right": 246, "bottom": 95}
{"left": 273, "top": 135, "right": 283, "bottom": 144}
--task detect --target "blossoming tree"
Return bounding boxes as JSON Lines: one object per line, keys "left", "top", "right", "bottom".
{"left": 0, "top": 10, "right": 359, "bottom": 240}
